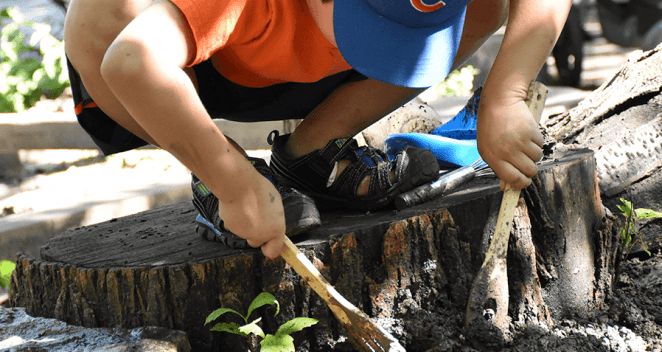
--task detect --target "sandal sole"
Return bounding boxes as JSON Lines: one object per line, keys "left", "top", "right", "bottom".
{"left": 195, "top": 214, "right": 321, "bottom": 249}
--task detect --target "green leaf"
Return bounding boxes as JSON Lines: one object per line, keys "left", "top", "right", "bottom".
{"left": 210, "top": 322, "right": 248, "bottom": 337}
{"left": 635, "top": 208, "right": 662, "bottom": 220}
{"left": 239, "top": 318, "right": 265, "bottom": 338}
{"left": 29, "top": 24, "right": 52, "bottom": 48}
{"left": 12, "top": 93, "right": 24, "bottom": 112}
{"left": 2, "top": 7, "right": 22, "bottom": 21}
{"left": 275, "top": 317, "right": 318, "bottom": 336}
{"left": 0, "top": 79, "right": 9, "bottom": 94}
{"left": 39, "top": 36, "right": 58, "bottom": 59}
{"left": 619, "top": 198, "right": 634, "bottom": 217}
{"left": 247, "top": 292, "right": 279, "bottom": 321}
{"left": 260, "top": 333, "right": 295, "bottom": 352}
{"left": 32, "top": 68, "right": 45, "bottom": 83}
{"left": 1, "top": 40, "right": 19, "bottom": 61}
{"left": 0, "top": 261, "right": 16, "bottom": 289}
{"left": 16, "top": 81, "right": 31, "bottom": 95}
{"left": 204, "top": 307, "right": 244, "bottom": 326}
{"left": 58, "top": 64, "right": 69, "bottom": 85}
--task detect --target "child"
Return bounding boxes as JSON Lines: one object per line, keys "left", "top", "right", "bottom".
{"left": 64, "top": 0, "right": 571, "bottom": 259}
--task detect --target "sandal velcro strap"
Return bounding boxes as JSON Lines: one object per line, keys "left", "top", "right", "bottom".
{"left": 269, "top": 131, "right": 361, "bottom": 190}
{"left": 328, "top": 146, "right": 395, "bottom": 198}
{"left": 269, "top": 130, "right": 439, "bottom": 210}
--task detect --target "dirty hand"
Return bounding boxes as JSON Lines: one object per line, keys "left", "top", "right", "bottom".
{"left": 217, "top": 172, "right": 286, "bottom": 259}
{"left": 477, "top": 98, "right": 544, "bottom": 190}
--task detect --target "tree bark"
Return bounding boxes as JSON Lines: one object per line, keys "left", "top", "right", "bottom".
{"left": 10, "top": 148, "right": 617, "bottom": 351}
{"left": 544, "top": 46, "right": 662, "bottom": 256}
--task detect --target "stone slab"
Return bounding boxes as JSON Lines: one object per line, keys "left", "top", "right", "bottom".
{"left": 0, "top": 307, "right": 190, "bottom": 352}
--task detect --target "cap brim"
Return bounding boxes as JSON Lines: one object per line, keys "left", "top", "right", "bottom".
{"left": 333, "top": 0, "right": 467, "bottom": 88}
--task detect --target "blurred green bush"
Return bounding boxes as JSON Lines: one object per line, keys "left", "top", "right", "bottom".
{"left": 421, "top": 65, "right": 479, "bottom": 101}
{"left": 1, "top": 7, "right": 70, "bottom": 113}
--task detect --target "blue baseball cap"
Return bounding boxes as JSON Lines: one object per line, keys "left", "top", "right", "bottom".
{"left": 333, "top": 0, "right": 470, "bottom": 88}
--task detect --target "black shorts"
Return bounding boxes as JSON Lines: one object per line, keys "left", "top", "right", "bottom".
{"left": 67, "top": 57, "right": 367, "bottom": 155}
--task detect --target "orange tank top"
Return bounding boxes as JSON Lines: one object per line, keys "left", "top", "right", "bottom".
{"left": 171, "top": 0, "right": 352, "bottom": 88}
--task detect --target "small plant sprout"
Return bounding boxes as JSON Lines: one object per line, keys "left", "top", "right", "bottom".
{"left": 617, "top": 198, "right": 662, "bottom": 257}
{"left": 205, "top": 292, "right": 318, "bottom": 352}
{"left": 0, "top": 260, "right": 16, "bottom": 293}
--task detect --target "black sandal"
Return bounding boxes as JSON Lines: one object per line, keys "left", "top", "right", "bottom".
{"left": 268, "top": 131, "right": 439, "bottom": 211}
{"left": 191, "top": 157, "right": 321, "bottom": 248}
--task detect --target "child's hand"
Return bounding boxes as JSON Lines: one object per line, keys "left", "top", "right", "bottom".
{"left": 217, "top": 172, "right": 286, "bottom": 259}
{"left": 477, "top": 98, "right": 543, "bottom": 190}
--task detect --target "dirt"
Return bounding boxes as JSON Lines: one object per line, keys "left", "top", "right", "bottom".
{"left": 398, "top": 253, "right": 662, "bottom": 352}
{"left": 503, "top": 254, "right": 662, "bottom": 352}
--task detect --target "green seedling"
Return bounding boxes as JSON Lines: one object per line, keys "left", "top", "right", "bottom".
{"left": 205, "top": 292, "right": 318, "bottom": 352}
{"left": 617, "top": 198, "right": 662, "bottom": 257}
{"left": 0, "top": 260, "right": 16, "bottom": 293}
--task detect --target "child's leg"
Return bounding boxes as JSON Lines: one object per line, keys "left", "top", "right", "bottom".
{"left": 65, "top": 0, "right": 204, "bottom": 151}
{"left": 452, "top": 0, "right": 510, "bottom": 69}
{"left": 65, "top": 0, "right": 155, "bottom": 147}
{"left": 280, "top": 0, "right": 509, "bottom": 199}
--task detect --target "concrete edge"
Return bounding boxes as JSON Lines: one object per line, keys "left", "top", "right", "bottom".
{"left": 0, "top": 114, "right": 284, "bottom": 153}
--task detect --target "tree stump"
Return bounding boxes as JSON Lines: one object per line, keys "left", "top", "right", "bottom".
{"left": 544, "top": 45, "right": 662, "bottom": 256}
{"left": 10, "top": 148, "right": 618, "bottom": 351}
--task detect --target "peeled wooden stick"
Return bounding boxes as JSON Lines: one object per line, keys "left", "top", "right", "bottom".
{"left": 465, "top": 82, "right": 547, "bottom": 339}
{"left": 281, "top": 237, "right": 406, "bottom": 352}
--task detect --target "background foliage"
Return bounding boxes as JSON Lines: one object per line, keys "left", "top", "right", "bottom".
{"left": 0, "top": 7, "right": 69, "bottom": 113}
{"left": 421, "top": 65, "right": 479, "bottom": 101}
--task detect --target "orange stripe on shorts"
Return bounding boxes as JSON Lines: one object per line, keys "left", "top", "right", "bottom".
{"left": 74, "top": 101, "right": 99, "bottom": 115}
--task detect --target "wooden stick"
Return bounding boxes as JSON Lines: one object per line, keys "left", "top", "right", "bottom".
{"left": 482, "top": 81, "right": 547, "bottom": 266}
{"left": 281, "top": 237, "right": 406, "bottom": 352}
{"left": 465, "top": 82, "right": 547, "bottom": 334}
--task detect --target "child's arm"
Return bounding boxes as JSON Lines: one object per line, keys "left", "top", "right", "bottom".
{"left": 477, "top": 0, "right": 572, "bottom": 190}
{"left": 99, "top": 0, "right": 285, "bottom": 258}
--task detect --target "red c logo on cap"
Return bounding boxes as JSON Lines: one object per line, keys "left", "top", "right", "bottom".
{"left": 410, "top": 0, "right": 446, "bottom": 12}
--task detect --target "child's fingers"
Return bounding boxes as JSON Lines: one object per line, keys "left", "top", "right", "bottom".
{"left": 498, "top": 132, "right": 542, "bottom": 188}
{"left": 498, "top": 168, "right": 532, "bottom": 190}
{"left": 242, "top": 225, "right": 285, "bottom": 259}
{"left": 492, "top": 153, "right": 538, "bottom": 189}
{"left": 524, "top": 141, "right": 544, "bottom": 165}
{"left": 256, "top": 236, "right": 286, "bottom": 260}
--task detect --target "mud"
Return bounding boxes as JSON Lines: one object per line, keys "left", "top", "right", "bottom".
{"left": 404, "top": 253, "right": 662, "bottom": 352}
